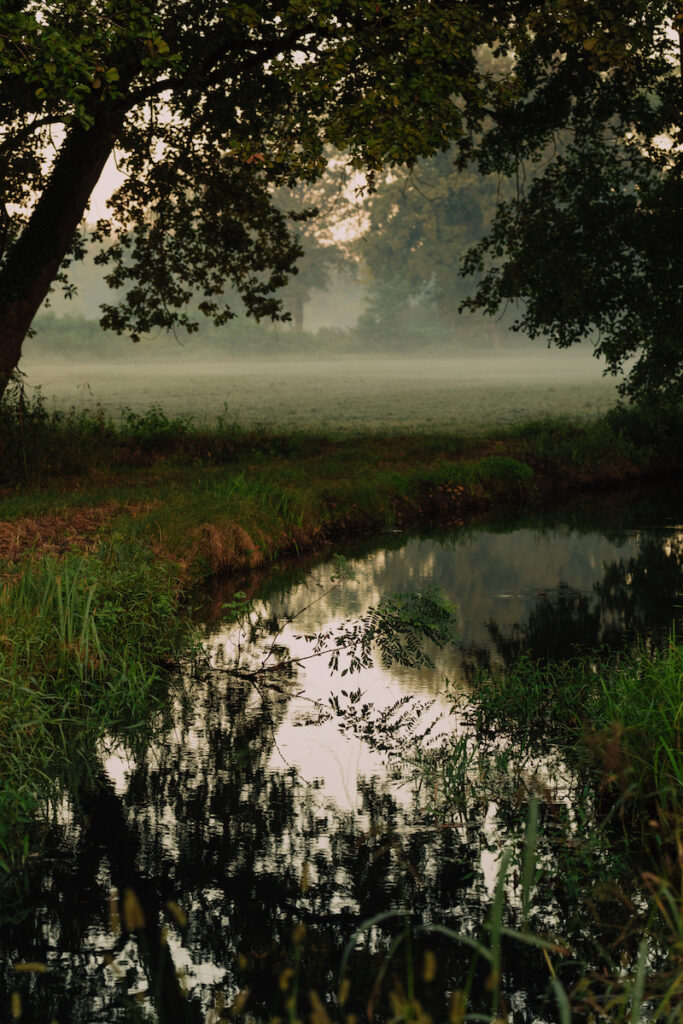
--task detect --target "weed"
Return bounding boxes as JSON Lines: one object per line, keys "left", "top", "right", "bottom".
{"left": 322, "top": 803, "right": 681, "bottom": 1022}
{"left": 120, "top": 403, "right": 194, "bottom": 449}
{"left": 427, "top": 644, "right": 683, "bottom": 866}
{"left": 0, "top": 541, "right": 195, "bottom": 871}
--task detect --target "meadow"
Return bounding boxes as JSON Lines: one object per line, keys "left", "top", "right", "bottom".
{"left": 19, "top": 350, "right": 620, "bottom": 432}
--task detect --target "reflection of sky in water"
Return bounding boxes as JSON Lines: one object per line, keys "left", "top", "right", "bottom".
{"left": 207, "top": 523, "right": 683, "bottom": 690}
{"left": 3, "top": 521, "right": 681, "bottom": 1022}
{"left": 199, "top": 521, "right": 682, "bottom": 906}
{"left": 198, "top": 521, "right": 683, "bottom": 877}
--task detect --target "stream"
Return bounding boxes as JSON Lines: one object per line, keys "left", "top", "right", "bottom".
{"left": 1, "top": 487, "right": 681, "bottom": 1023}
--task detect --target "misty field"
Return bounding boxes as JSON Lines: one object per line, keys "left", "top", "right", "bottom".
{"left": 20, "top": 350, "right": 621, "bottom": 432}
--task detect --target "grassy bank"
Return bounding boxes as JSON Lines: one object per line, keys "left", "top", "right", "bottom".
{"left": 0, "top": 542, "right": 193, "bottom": 877}
{"left": 1, "top": 389, "right": 681, "bottom": 855}
{"left": 2, "top": 382, "right": 682, "bottom": 572}
{"left": 410, "top": 646, "right": 683, "bottom": 1020}
{"left": 1, "top": 390, "right": 681, "bottom": 816}
{"left": 429, "top": 645, "right": 683, "bottom": 853}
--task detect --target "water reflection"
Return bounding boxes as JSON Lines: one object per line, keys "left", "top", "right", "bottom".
{"left": 0, "top": 675, "right": 501, "bottom": 1022}
{"left": 210, "top": 521, "right": 683, "bottom": 686}
{"left": 1, "top": 511, "right": 681, "bottom": 1022}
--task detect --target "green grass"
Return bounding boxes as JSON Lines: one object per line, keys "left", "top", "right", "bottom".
{"left": 2, "top": 380, "right": 681, "bottom": 586}
{"left": 0, "top": 379, "right": 543, "bottom": 573}
{"left": 431, "top": 644, "right": 683, "bottom": 860}
{"left": 0, "top": 541, "right": 194, "bottom": 873}
{"left": 403, "top": 643, "right": 683, "bottom": 1021}
{"left": 2, "top": 368, "right": 681, "bottom": 488}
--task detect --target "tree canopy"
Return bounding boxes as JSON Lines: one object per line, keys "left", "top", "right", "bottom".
{"left": 457, "top": 0, "right": 683, "bottom": 402}
{"left": 0, "top": 0, "right": 497, "bottom": 393}
{"left": 2, "top": 2, "right": 682, "bottom": 403}
{"left": 354, "top": 149, "right": 499, "bottom": 325}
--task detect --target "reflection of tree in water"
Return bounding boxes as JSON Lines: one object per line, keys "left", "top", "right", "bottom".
{"left": 0, "top": 674, "right": 436, "bottom": 1018}
{"left": 595, "top": 534, "right": 683, "bottom": 646}
{"left": 1, "top": 663, "right": 584, "bottom": 1024}
{"left": 460, "top": 582, "right": 610, "bottom": 677}
{"left": 487, "top": 584, "right": 603, "bottom": 665}
{"left": 462, "top": 533, "right": 683, "bottom": 673}
{"left": 5, "top": 527, "right": 681, "bottom": 1021}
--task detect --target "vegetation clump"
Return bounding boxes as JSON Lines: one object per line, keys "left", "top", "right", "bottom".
{"left": 422, "top": 645, "right": 683, "bottom": 875}
{"left": 0, "top": 541, "right": 192, "bottom": 874}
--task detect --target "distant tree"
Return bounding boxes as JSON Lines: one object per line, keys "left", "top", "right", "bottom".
{"left": 355, "top": 149, "right": 499, "bottom": 326}
{"left": 0, "top": 0, "right": 499, "bottom": 397}
{"left": 456, "top": 1, "right": 683, "bottom": 402}
{"left": 272, "top": 155, "right": 354, "bottom": 331}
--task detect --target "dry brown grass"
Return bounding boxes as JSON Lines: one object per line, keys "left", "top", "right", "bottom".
{"left": 0, "top": 501, "right": 157, "bottom": 561}
{"left": 191, "top": 521, "right": 264, "bottom": 573}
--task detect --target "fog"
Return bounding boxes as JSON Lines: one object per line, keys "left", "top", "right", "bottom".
{"left": 19, "top": 154, "right": 623, "bottom": 432}
{"left": 20, "top": 347, "right": 619, "bottom": 432}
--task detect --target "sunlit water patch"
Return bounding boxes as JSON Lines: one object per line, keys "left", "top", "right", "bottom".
{"left": 1, "top": 506, "right": 681, "bottom": 1022}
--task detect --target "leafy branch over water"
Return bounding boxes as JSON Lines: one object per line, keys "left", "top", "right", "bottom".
{"left": 222, "top": 559, "right": 458, "bottom": 682}
{"left": 216, "top": 560, "right": 457, "bottom": 763}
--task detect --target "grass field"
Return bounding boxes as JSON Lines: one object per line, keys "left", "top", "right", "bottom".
{"left": 19, "top": 351, "right": 620, "bottom": 431}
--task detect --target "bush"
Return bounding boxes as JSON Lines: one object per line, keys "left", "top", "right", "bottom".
{"left": 607, "top": 399, "right": 683, "bottom": 453}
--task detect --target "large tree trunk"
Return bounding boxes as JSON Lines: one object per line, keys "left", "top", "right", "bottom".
{"left": 0, "top": 115, "right": 119, "bottom": 397}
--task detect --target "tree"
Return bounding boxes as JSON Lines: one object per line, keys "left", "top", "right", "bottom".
{"left": 354, "top": 148, "right": 499, "bottom": 324}
{"left": 0, "top": 0, "right": 498, "bottom": 396}
{"left": 456, "top": 1, "right": 683, "bottom": 402}
{"left": 271, "top": 155, "right": 354, "bottom": 331}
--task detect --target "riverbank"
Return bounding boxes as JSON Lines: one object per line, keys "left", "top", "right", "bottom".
{"left": 1, "top": 399, "right": 681, "bottom": 853}
{"left": 1, "top": 399, "right": 681, "bottom": 1019}
{"left": 2, "top": 396, "right": 682, "bottom": 574}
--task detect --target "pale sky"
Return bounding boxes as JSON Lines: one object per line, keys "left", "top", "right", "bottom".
{"left": 87, "top": 154, "right": 125, "bottom": 220}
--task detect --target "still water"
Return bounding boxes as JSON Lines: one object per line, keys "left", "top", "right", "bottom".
{"left": 1, "top": 494, "right": 681, "bottom": 1023}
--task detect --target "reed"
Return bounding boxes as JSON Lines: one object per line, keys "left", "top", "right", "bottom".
{"left": 314, "top": 802, "right": 682, "bottom": 1023}
{"left": 462, "top": 644, "right": 682, "bottom": 837}
{"left": 0, "top": 541, "right": 193, "bottom": 872}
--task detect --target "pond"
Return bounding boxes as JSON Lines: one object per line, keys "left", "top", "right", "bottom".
{"left": 1, "top": 487, "right": 681, "bottom": 1023}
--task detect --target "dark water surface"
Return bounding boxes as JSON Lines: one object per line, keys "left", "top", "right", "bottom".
{"left": 1, "top": 488, "right": 681, "bottom": 1023}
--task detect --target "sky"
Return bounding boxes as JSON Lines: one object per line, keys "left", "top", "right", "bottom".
{"left": 87, "top": 154, "right": 125, "bottom": 220}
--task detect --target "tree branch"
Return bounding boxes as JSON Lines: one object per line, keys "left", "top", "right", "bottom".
{"left": 0, "top": 115, "right": 65, "bottom": 159}
{"left": 125, "top": 23, "right": 308, "bottom": 110}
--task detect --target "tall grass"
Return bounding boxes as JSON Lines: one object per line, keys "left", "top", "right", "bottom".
{"left": 503, "top": 400, "right": 683, "bottom": 469}
{"left": 404, "top": 640, "right": 682, "bottom": 1019}
{"left": 2, "top": 370, "right": 681, "bottom": 488}
{"left": 0, "top": 541, "right": 193, "bottom": 873}
{"left": 462, "top": 644, "right": 682, "bottom": 837}
{"left": 298, "top": 802, "right": 681, "bottom": 1023}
